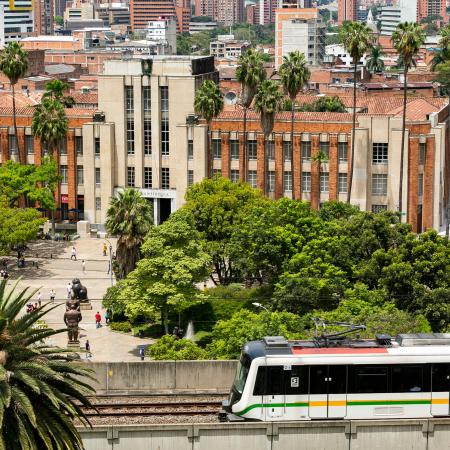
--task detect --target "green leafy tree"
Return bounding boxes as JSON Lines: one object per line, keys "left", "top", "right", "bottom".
{"left": 113, "top": 209, "right": 210, "bottom": 333}
{"left": 236, "top": 49, "right": 266, "bottom": 181}
{"left": 279, "top": 51, "right": 310, "bottom": 199}
{"left": 299, "top": 96, "right": 347, "bottom": 112}
{"left": 392, "top": 22, "right": 425, "bottom": 216}
{"left": 0, "top": 279, "right": 96, "bottom": 449}
{"left": 366, "top": 46, "right": 385, "bottom": 73}
{"left": 194, "top": 80, "right": 224, "bottom": 177}
{"left": 339, "top": 21, "right": 372, "bottom": 204}
{"left": 54, "top": 15, "right": 64, "bottom": 26}
{"left": 184, "top": 176, "right": 264, "bottom": 284}
{"left": 43, "top": 79, "right": 75, "bottom": 108}
{"left": 148, "top": 335, "right": 208, "bottom": 360}
{"left": 0, "top": 42, "right": 28, "bottom": 164}
{"left": 105, "top": 188, "right": 153, "bottom": 279}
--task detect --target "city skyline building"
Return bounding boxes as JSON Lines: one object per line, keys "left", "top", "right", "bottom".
{"left": 0, "top": 0, "right": 34, "bottom": 42}
{"left": 338, "top": 0, "right": 357, "bottom": 24}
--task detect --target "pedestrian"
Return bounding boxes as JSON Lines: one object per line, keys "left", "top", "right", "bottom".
{"left": 67, "top": 282, "right": 72, "bottom": 299}
{"left": 107, "top": 260, "right": 110, "bottom": 275}
{"left": 70, "top": 246, "right": 77, "bottom": 261}
{"left": 82, "top": 259, "right": 86, "bottom": 273}
{"left": 95, "top": 311, "right": 101, "bottom": 328}
{"left": 102, "top": 243, "right": 107, "bottom": 256}
{"left": 49, "top": 289, "right": 55, "bottom": 303}
{"left": 139, "top": 347, "right": 145, "bottom": 361}
{"left": 85, "top": 340, "right": 91, "bottom": 359}
{"left": 37, "top": 291, "right": 42, "bottom": 307}
{"left": 33, "top": 303, "right": 38, "bottom": 311}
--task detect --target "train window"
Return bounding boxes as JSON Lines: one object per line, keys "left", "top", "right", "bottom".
{"left": 350, "top": 366, "right": 388, "bottom": 393}
{"left": 233, "top": 357, "right": 250, "bottom": 394}
{"left": 309, "top": 366, "right": 327, "bottom": 394}
{"left": 432, "top": 364, "right": 450, "bottom": 392}
{"left": 392, "top": 366, "right": 424, "bottom": 393}
{"left": 285, "top": 366, "right": 309, "bottom": 395}
{"left": 329, "top": 365, "right": 347, "bottom": 394}
{"left": 252, "top": 366, "right": 285, "bottom": 396}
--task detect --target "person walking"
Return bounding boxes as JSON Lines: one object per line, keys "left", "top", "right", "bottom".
{"left": 67, "top": 282, "right": 72, "bottom": 299}
{"left": 85, "top": 340, "right": 91, "bottom": 359}
{"left": 37, "top": 291, "right": 42, "bottom": 307}
{"left": 95, "top": 311, "right": 101, "bottom": 329}
{"left": 102, "top": 243, "right": 107, "bottom": 257}
{"left": 49, "top": 289, "right": 56, "bottom": 303}
{"left": 81, "top": 259, "right": 86, "bottom": 273}
{"left": 70, "top": 246, "right": 77, "bottom": 261}
{"left": 139, "top": 347, "right": 145, "bottom": 361}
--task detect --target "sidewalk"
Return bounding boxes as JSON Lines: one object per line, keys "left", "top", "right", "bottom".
{"left": 8, "top": 236, "right": 154, "bottom": 361}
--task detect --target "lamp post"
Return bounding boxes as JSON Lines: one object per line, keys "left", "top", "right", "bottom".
{"left": 252, "top": 302, "right": 269, "bottom": 313}
{"left": 104, "top": 238, "right": 113, "bottom": 287}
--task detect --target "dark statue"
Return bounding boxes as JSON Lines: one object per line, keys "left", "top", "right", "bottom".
{"left": 64, "top": 297, "right": 82, "bottom": 343}
{"left": 71, "top": 278, "right": 88, "bottom": 302}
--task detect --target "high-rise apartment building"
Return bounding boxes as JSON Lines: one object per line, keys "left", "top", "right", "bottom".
{"left": 417, "top": 0, "right": 446, "bottom": 21}
{"left": 338, "top": 0, "right": 357, "bottom": 24}
{"left": 0, "top": 0, "right": 34, "bottom": 42}
{"left": 34, "top": 0, "right": 54, "bottom": 35}
{"left": 194, "top": 0, "right": 244, "bottom": 25}
{"left": 379, "top": 0, "right": 417, "bottom": 36}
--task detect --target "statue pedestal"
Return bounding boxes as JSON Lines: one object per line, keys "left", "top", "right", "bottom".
{"left": 67, "top": 341, "right": 81, "bottom": 350}
{"left": 80, "top": 302, "right": 92, "bottom": 310}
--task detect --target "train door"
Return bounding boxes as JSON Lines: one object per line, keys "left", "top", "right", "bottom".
{"left": 262, "top": 366, "right": 285, "bottom": 419}
{"left": 309, "top": 365, "right": 347, "bottom": 419}
{"left": 431, "top": 363, "right": 450, "bottom": 416}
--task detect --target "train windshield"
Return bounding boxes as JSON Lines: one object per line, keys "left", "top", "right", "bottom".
{"left": 233, "top": 356, "right": 250, "bottom": 393}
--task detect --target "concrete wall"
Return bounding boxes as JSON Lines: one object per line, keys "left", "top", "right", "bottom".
{"left": 79, "top": 419, "right": 450, "bottom": 450}
{"left": 86, "top": 361, "right": 238, "bottom": 393}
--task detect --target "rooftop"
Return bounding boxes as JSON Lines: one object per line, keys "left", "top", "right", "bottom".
{"left": 21, "top": 36, "right": 80, "bottom": 42}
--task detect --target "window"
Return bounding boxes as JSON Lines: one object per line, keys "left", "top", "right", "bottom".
{"left": 75, "top": 136, "right": 83, "bottom": 156}
{"left": 127, "top": 167, "right": 135, "bottom": 187}
{"left": 267, "top": 171, "right": 275, "bottom": 192}
{"left": 25, "top": 135, "right": 33, "bottom": 154}
{"left": 230, "top": 140, "right": 239, "bottom": 160}
{"left": 372, "top": 174, "right": 388, "bottom": 196}
{"left": 310, "top": 366, "right": 347, "bottom": 395}
{"left": 253, "top": 366, "right": 284, "bottom": 396}
{"left": 95, "top": 168, "right": 101, "bottom": 185}
{"left": 419, "top": 143, "right": 426, "bottom": 165}
{"left": 144, "top": 167, "right": 152, "bottom": 188}
{"left": 392, "top": 366, "right": 426, "bottom": 393}
{"left": 188, "top": 170, "right": 194, "bottom": 187}
{"left": 231, "top": 169, "right": 239, "bottom": 182}
{"left": 160, "top": 86, "right": 169, "bottom": 156}
{"left": 319, "top": 141, "right": 329, "bottom": 158}
{"left": 95, "top": 197, "right": 101, "bottom": 210}
{"left": 94, "top": 137, "right": 100, "bottom": 157}
{"left": 301, "top": 141, "right": 311, "bottom": 161}
{"left": 248, "top": 170, "right": 257, "bottom": 188}
{"left": 77, "top": 165, "right": 83, "bottom": 185}
{"left": 432, "top": 363, "right": 450, "bottom": 391}
{"left": 125, "top": 86, "right": 134, "bottom": 114}
{"left": 284, "top": 171, "right": 292, "bottom": 192}
{"left": 372, "top": 204, "right": 387, "bottom": 213}
{"left": 338, "top": 142, "right": 348, "bottom": 162}
{"left": 418, "top": 173, "right": 423, "bottom": 197}
{"left": 144, "top": 119, "right": 151, "bottom": 155}
{"left": 372, "top": 143, "right": 388, "bottom": 164}
{"left": 161, "top": 167, "right": 170, "bottom": 189}
{"left": 59, "top": 138, "right": 67, "bottom": 155}
{"left": 212, "top": 139, "right": 221, "bottom": 159}
{"left": 60, "top": 165, "right": 68, "bottom": 184}
{"left": 143, "top": 86, "right": 151, "bottom": 113}
{"left": 350, "top": 366, "right": 389, "bottom": 393}
{"left": 302, "top": 172, "right": 311, "bottom": 192}
{"left": 8, "top": 135, "right": 17, "bottom": 154}
{"left": 247, "top": 140, "right": 257, "bottom": 160}
{"left": 187, "top": 139, "right": 193, "bottom": 160}
{"left": 337, "top": 173, "right": 347, "bottom": 193}
{"left": 320, "top": 172, "right": 329, "bottom": 193}
{"left": 283, "top": 141, "right": 292, "bottom": 162}
{"left": 126, "top": 119, "right": 135, "bottom": 155}
{"left": 266, "top": 140, "right": 275, "bottom": 161}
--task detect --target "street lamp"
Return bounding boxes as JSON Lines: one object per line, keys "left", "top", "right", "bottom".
{"left": 104, "top": 238, "right": 114, "bottom": 287}
{"left": 252, "top": 302, "right": 269, "bottom": 312}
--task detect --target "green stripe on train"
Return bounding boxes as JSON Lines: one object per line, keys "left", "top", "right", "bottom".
{"left": 235, "top": 399, "right": 431, "bottom": 416}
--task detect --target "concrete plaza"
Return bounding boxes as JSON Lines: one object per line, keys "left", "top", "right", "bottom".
{"left": 5, "top": 236, "right": 154, "bottom": 361}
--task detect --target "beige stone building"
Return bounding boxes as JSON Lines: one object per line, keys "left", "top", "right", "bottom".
{"left": 81, "top": 56, "right": 217, "bottom": 225}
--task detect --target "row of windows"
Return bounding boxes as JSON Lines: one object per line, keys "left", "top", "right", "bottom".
{"left": 253, "top": 364, "right": 450, "bottom": 396}
{"left": 8, "top": 135, "right": 83, "bottom": 155}
{"left": 126, "top": 167, "right": 170, "bottom": 189}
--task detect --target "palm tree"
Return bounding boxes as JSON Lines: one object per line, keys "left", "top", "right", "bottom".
{"left": 311, "top": 149, "right": 329, "bottom": 210}
{"left": 236, "top": 49, "right": 266, "bottom": 182}
{"left": 0, "top": 42, "right": 28, "bottom": 164}
{"left": 431, "top": 24, "right": 450, "bottom": 70}
{"left": 392, "top": 22, "right": 425, "bottom": 216}
{"left": 254, "top": 80, "right": 284, "bottom": 194}
{"left": 43, "top": 79, "right": 75, "bottom": 108}
{"left": 366, "top": 46, "right": 385, "bottom": 73}
{"left": 105, "top": 188, "right": 153, "bottom": 279}
{"left": 279, "top": 51, "right": 310, "bottom": 199}
{"left": 0, "top": 279, "right": 96, "bottom": 449}
{"left": 339, "top": 21, "right": 373, "bottom": 204}
{"left": 194, "top": 80, "right": 224, "bottom": 178}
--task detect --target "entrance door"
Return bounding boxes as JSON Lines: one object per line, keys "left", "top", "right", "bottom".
{"left": 262, "top": 366, "right": 285, "bottom": 419}
{"left": 431, "top": 363, "right": 450, "bottom": 416}
{"left": 309, "top": 365, "right": 347, "bottom": 419}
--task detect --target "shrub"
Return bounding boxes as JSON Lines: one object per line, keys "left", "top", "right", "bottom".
{"left": 147, "top": 334, "right": 208, "bottom": 360}
{"left": 110, "top": 321, "right": 132, "bottom": 333}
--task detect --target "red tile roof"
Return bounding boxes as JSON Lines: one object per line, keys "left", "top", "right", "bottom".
{"left": 216, "top": 110, "right": 353, "bottom": 122}
{"left": 0, "top": 106, "right": 95, "bottom": 117}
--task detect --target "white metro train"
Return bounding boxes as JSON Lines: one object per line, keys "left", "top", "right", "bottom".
{"left": 221, "top": 333, "right": 450, "bottom": 421}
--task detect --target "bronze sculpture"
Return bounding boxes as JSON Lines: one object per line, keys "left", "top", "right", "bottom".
{"left": 64, "top": 297, "right": 82, "bottom": 343}
{"left": 71, "top": 278, "right": 88, "bottom": 302}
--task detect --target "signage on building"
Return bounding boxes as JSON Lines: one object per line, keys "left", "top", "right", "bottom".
{"left": 139, "top": 189, "right": 176, "bottom": 199}
{"left": 61, "top": 194, "right": 69, "bottom": 204}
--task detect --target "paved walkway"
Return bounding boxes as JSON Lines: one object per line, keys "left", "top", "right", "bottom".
{"left": 5, "top": 236, "right": 154, "bottom": 362}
